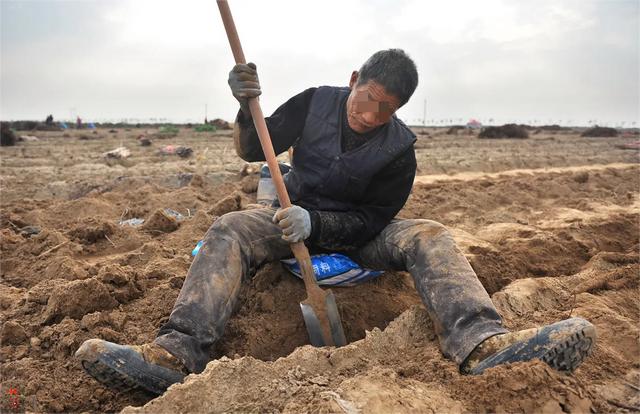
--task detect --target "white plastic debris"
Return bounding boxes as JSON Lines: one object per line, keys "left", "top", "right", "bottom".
{"left": 103, "top": 147, "right": 131, "bottom": 159}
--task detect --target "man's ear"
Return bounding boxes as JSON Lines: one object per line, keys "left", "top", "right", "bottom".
{"left": 349, "top": 71, "right": 358, "bottom": 89}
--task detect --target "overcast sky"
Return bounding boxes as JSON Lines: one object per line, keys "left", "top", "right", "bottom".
{"left": 1, "top": 0, "right": 638, "bottom": 126}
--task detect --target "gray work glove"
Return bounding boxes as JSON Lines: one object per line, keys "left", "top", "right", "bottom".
{"left": 272, "top": 206, "right": 311, "bottom": 243}
{"left": 228, "top": 62, "right": 261, "bottom": 116}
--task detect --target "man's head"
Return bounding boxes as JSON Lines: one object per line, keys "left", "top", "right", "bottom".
{"left": 346, "top": 49, "right": 418, "bottom": 134}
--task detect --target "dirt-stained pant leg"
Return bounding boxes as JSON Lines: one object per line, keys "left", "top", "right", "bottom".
{"left": 351, "top": 219, "right": 508, "bottom": 365}
{"left": 154, "top": 207, "right": 288, "bottom": 374}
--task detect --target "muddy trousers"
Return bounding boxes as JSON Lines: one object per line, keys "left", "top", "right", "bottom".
{"left": 155, "top": 208, "right": 508, "bottom": 374}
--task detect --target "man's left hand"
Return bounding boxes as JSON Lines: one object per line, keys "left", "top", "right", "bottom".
{"left": 272, "top": 206, "right": 311, "bottom": 243}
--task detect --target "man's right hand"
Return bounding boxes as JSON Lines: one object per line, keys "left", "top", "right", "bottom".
{"left": 228, "top": 62, "right": 261, "bottom": 116}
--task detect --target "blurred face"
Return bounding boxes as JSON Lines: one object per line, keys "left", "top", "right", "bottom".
{"left": 346, "top": 71, "right": 401, "bottom": 134}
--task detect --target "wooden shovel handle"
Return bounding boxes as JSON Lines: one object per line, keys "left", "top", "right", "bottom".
{"left": 217, "top": 0, "right": 321, "bottom": 294}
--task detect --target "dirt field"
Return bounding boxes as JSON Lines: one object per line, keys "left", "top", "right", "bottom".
{"left": 1, "top": 127, "right": 638, "bottom": 413}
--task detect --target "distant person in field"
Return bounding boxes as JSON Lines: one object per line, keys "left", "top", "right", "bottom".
{"left": 76, "top": 49, "right": 597, "bottom": 395}
{"left": 76, "top": 116, "right": 82, "bottom": 129}
{"left": 45, "top": 114, "right": 54, "bottom": 125}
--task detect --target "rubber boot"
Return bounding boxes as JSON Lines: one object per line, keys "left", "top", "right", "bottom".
{"left": 461, "top": 317, "right": 596, "bottom": 375}
{"left": 75, "top": 339, "right": 188, "bottom": 395}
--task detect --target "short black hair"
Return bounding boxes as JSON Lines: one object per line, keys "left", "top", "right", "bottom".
{"left": 357, "top": 49, "right": 418, "bottom": 107}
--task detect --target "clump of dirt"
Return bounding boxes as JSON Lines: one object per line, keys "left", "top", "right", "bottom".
{"left": 479, "top": 124, "right": 529, "bottom": 139}
{"left": 1, "top": 320, "right": 28, "bottom": 345}
{"left": 68, "top": 218, "right": 116, "bottom": 244}
{"left": 581, "top": 126, "right": 618, "bottom": 137}
{"left": 208, "top": 192, "right": 242, "bottom": 216}
{"left": 78, "top": 132, "right": 105, "bottom": 140}
{"left": 188, "top": 174, "right": 205, "bottom": 188}
{"left": 240, "top": 163, "right": 261, "bottom": 176}
{"left": 42, "top": 278, "right": 118, "bottom": 324}
{"left": 240, "top": 174, "right": 259, "bottom": 193}
{"left": 97, "top": 265, "right": 143, "bottom": 305}
{"left": 141, "top": 209, "right": 179, "bottom": 233}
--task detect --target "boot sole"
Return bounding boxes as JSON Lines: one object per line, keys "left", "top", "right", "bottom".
{"left": 76, "top": 339, "right": 185, "bottom": 395}
{"left": 469, "top": 317, "right": 597, "bottom": 375}
{"left": 82, "top": 359, "right": 143, "bottom": 393}
{"left": 541, "top": 324, "right": 596, "bottom": 372}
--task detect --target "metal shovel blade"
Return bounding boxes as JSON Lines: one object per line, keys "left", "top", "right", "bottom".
{"left": 300, "top": 290, "right": 347, "bottom": 347}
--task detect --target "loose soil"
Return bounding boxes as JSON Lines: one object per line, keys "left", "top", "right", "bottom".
{"left": 1, "top": 128, "right": 638, "bottom": 413}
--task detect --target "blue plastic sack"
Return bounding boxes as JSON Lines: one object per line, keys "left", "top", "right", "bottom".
{"left": 281, "top": 253, "right": 383, "bottom": 286}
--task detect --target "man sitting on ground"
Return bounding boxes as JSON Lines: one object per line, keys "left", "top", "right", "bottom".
{"left": 76, "top": 49, "right": 596, "bottom": 395}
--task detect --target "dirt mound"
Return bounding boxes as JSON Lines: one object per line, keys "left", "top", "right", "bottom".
{"left": 210, "top": 118, "right": 232, "bottom": 130}
{"left": 533, "top": 125, "right": 575, "bottom": 135}
{"left": 582, "top": 126, "right": 619, "bottom": 137}
{"left": 446, "top": 125, "right": 465, "bottom": 134}
{"left": 126, "top": 247, "right": 639, "bottom": 413}
{"left": 479, "top": 124, "right": 529, "bottom": 139}
{"left": 123, "top": 307, "right": 596, "bottom": 414}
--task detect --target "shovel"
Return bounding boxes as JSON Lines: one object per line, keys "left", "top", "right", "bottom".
{"left": 216, "top": 0, "right": 347, "bottom": 347}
